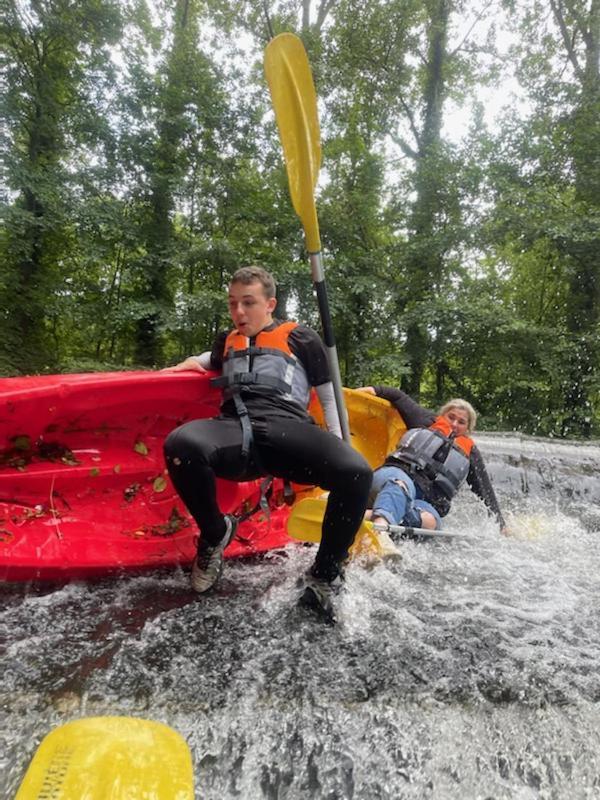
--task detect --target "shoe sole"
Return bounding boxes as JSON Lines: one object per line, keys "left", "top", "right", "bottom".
{"left": 298, "top": 587, "right": 336, "bottom": 624}
{"left": 190, "top": 563, "right": 223, "bottom": 593}
{"left": 190, "top": 517, "right": 237, "bottom": 593}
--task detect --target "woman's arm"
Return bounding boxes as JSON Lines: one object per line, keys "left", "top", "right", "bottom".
{"left": 466, "top": 447, "right": 507, "bottom": 532}
{"left": 357, "top": 385, "right": 435, "bottom": 428}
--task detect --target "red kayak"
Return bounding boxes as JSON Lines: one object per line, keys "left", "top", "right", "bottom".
{"left": 0, "top": 371, "right": 294, "bottom": 582}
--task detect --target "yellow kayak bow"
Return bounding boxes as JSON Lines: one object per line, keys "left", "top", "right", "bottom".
{"left": 15, "top": 716, "right": 194, "bottom": 799}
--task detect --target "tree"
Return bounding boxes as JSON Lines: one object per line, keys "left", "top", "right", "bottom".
{"left": 482, "top": 0, "right": 600, "bottom": 434}
{"left": 130, "top": 0, "right": 222, "bottom": 366}
{"left": 0, "top": 0, "right": 121, "bottom": 373}
{"left": 549, "top": 0, "right": 600, "bottom": 435}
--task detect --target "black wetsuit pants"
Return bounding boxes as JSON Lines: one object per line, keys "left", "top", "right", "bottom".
{"left": 164, "top": 415, "right": 372, "bottom": 580}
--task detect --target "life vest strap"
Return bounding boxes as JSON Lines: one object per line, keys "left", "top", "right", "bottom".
{"left": 387, "top": 424, "right": 471, "bottom": 499}
{"left": 212, "top": 372, "right": 292, "bottom": 394}
{"left": 232, "top": 392, "right": 253, "bottom": 460}
{"left": 224, "top": 346, "right": 296, "bottom": 365}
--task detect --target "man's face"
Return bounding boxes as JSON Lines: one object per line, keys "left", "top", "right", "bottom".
{"left": 228, "top": 280, "right": 277, "bottom": 337}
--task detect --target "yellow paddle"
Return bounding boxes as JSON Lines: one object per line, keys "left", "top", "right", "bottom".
{"left": 15, "top": 717, "right": 194, "bottom": 799}
{"left": 288, "top": 497, "right": 478, "bottom": 544}
{"left": 286, "top": 496, "right": 388, "bottom": 558}
{"left": 264, "top": 33, "right": 350, "bottom": 442}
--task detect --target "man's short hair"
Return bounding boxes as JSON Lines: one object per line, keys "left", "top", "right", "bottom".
{"left": 230, "top": 266, "right": 276, "bottom": 299}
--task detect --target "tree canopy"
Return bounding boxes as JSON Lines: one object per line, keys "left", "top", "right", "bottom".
{"left": 1, "top": 0, "right": 599, "bottom": 437}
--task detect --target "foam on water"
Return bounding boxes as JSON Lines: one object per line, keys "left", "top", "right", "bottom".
{"left": 2, "top": 434, "right": 600, "bottom": 798}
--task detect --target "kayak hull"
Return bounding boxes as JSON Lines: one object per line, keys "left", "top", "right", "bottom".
{"left": 0, "top": 372, "right": 405, "bottom": 583}
{"left": 0, "top": 371, "right": 292, "bottom": 582}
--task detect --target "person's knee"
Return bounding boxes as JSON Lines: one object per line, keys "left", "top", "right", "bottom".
{"left": 380, "top": 477, "right": 407, "bottom": 497}
{"left": 164, "top": 424, "right": 208, "bottom": 467}
{"left": 352, "top": 459, "right": 373, "bottom": 493}
{"left": 163, "top": 427, "right": 185, "bottom": 463}
{"left": 420, "top": 511, "right": 438, "bottom": 530}
{"left": 329, "top": 456, "right": 371, "bottom": 497}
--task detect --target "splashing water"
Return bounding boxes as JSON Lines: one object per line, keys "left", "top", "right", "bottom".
{"left": 2, "top": 433, "right": 600, "bottom": 798}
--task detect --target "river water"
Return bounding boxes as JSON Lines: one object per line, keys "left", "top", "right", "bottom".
{"left": 2, "top": 433, "right": 600, "bottom": 799}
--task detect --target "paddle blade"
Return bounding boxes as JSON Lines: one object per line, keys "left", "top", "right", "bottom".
{"left": 287, "top": 497, "right": 388, "bottom": 558}
{"left": 264, "top": 32, "right": 322, "bottom": 252}
{"left": 15, "top": 717, "right": 194, "bottom": 799}
{"left": 287, "top": 496, "right": 327, "bottom": 543}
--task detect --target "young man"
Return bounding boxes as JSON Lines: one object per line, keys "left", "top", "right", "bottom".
{"left": 165, "top": 266, "right": 372, "bottom": 620}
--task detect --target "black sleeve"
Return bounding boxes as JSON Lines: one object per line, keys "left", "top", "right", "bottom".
{"left": 288, "top": 325, "right": 331, "bottom": 387}
{"left": 372, "top": 385, "right": 436, "bottom": 429}
{"left": 209, "top": 331, "right": 229, "bottom": 370}
{"left": 466, "top": 446, "right": 506, "bottom": 529}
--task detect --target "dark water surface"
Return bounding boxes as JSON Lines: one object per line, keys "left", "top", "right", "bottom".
{"left": 2, "top": 433, "right": 600, "bottom": 799}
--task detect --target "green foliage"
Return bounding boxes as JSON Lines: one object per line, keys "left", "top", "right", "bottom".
{"left": 0, "top": 0, "right": 598, "bottom": 436}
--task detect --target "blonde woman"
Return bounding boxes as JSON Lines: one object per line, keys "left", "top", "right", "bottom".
{"left": 357, "top": 386, "right": 507, "bottom": 535}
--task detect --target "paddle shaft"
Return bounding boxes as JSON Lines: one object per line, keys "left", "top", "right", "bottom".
{"left": 310, "top": 251, "right": 351, "bottom": 441}
{"left": 286, "top": 497, "right": 476, "bottom": 545}
{"left": 373, "top": 522, "right": 474, "bottom": 541}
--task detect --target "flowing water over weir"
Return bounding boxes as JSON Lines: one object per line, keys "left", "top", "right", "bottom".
{"left": 2, "top": 433, "right": 600, "bottom": 799}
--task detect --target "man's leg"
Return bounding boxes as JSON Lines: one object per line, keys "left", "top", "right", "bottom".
{"left": 164, "top": 417, "right": 248, "bottom": 546}
{"left": 256, "top": 419, "right": 372, "bottom": 581}
{"left": 164, "top": 416, "right": 270, "bottom": 593}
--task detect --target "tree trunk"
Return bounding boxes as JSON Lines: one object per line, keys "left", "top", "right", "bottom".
{"left": 553, "top": 0, "right": 600, "bottom": 435}
{"left": 401, "top": 0, "right": 450, "bottom": 398}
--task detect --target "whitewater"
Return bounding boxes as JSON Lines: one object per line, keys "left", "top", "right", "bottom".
{"left": 2, "top": 432, "right": 600, "bottom": 798}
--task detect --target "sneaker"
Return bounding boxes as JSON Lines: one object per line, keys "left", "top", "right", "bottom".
{"left": 191, "top": 515, "right": 237, "bottom": 593}
{"left": 373, "top": 519, "right": 401, "bottom": 545}
{"left": 297, "top": 569, "right": 344, "bottom": 623}
{"left": 375, "top": 528, "right": 403, "bottom": 561}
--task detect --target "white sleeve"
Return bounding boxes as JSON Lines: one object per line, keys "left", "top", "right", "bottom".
{"left": 195, "top": 352, "right": 213, "bottom": 369}
{"left": 315, "top": 382, "right": 342, "bottom": 438}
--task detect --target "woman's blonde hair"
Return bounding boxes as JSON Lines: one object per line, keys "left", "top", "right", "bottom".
{"left": 438, "top": 399, "right": 477, "bottom": 433}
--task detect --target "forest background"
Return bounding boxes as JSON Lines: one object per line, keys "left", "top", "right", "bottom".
{"left": 2, "top": 0, "right": 599, "bottom": 437}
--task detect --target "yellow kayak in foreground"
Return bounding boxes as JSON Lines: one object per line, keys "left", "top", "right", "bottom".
{"left": 15, "top": 716, "right": 194, "bottom": 799}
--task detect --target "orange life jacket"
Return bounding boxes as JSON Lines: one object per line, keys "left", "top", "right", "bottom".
{"left": 388, "top": 416, "right": 474, "bottom": 499}
{"left": 429, "top": 416, "right": 474, "bottom": 456}
{"left": 211, "top": 321, "right": 311, "bottom": 411}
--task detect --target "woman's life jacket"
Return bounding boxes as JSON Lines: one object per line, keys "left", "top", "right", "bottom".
{"left": 387, "top": 416, "right": 474, "bottom": 499}
{"left": 211, "top": 321, "right": 312, "bottom": 413}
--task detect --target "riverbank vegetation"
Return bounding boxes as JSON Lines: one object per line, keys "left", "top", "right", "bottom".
{"left": 2, "top": 0, "right": 599, "bottom": 436}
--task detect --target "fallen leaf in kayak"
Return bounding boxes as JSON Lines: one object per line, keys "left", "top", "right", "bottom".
{"left": 60, "top": 453, "right": 80, "bottom": 466}
{"left": 153, "top": 476, "right": 167, "bottom": 493}
{"left": 124, "top": 482, "right": 142, "bottom": 502}
{"left": 149, "top": 508, "right": 190, "bottom": 536}
{"left": 134, "top": 441, "right": 149, "bottom": 456}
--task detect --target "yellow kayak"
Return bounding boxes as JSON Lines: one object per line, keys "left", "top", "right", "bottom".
{"left": 15, "top": 716, "right": 194, "bottom": 799}
{"left": 310, "top": 387, "right": 405, "bottom": 470}
{"left": 300, "top": 388, "right": 406, "bottom": 557}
